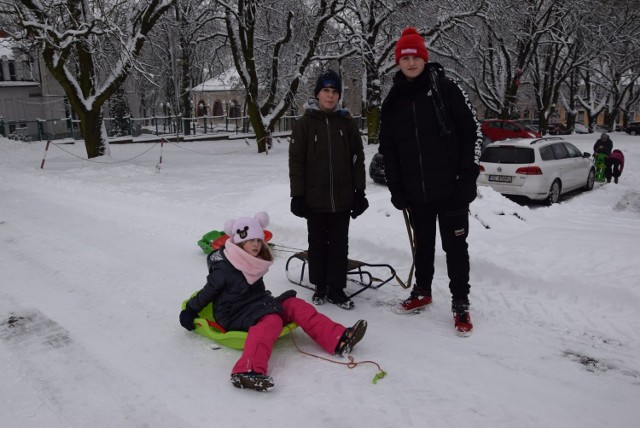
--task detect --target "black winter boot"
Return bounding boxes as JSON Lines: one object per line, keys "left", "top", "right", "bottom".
{"left": 230, "top": 372, "right": 274, "bottom": 392}
{"left": 335, "top": 320, "right": 367, "bottom": 356}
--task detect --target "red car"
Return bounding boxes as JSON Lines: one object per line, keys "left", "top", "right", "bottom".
{"left": 481, "top": 119, "right": 541, "bottom": 142}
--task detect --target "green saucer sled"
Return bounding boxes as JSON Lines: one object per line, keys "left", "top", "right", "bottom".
{"left": 182, "top": 292, "right": 297, "bottom": 350}
{"left": 197, "top": 229, "right": 273, "bottom": 255}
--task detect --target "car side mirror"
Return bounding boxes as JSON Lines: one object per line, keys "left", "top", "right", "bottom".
{"left": 583, "top": 152, "right": 591, "bottom": 158}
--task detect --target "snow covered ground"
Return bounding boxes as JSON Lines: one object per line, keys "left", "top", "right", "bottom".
{"left": 1, "top": 132, "right": 639, "bottom": 428}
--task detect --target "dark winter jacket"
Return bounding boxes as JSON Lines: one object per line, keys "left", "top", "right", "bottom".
{"left": 185, "top": 247, "right": 282, "bottom": 332}
{"left": 593, "top": 136, "right": 613, "bottom": 155}
{"left": 289, "top": 98, "right": 366, "bottom": 213}
{"left": 378, "top": 63, "right": 482, "bottom": 204}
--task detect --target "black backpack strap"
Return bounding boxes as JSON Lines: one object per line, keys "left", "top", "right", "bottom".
{"left": 427, "top": 66, "right": 452, "bottom": 137}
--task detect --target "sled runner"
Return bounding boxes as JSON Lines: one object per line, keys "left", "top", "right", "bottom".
{"left": 182, "top": 293, "right": 297, "bottom": 350}
{"left": 285, "top": 251, "right": 397, "bottom": 299}
{"left": 197, "top": 229, "right": 273, "bottom": 255}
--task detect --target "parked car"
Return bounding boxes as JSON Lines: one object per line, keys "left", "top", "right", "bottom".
{"left": 481, "top": 119, "right": 541, "bottom": 142}
{"left": 624, "top": 122, "right": 640, "bottom": 135}
{"left": 548, "top": 123, "right": 571, "bottom": 135}
{"left": 478, "top": 137, "right": 595, "bottom": 205}
{"left": 514, "top": 119, "right": 540, "bottom": 133}
{"left": 572, "top": 123, "right": 589, "bottom": 134}
{"left": 369, "top": 152, "right": 386, "bottom": 184}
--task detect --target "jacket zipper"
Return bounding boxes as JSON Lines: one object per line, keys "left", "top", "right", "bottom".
{"left": 411, "top": 101, "right": 427, "bottom": 200}
{"left": 326, "top": 117, "right": 336, "bottom": 211}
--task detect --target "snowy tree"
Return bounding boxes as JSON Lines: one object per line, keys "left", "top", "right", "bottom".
{"left": 108, "top": 87, "right": 131, "bottom": 137}
{"left": 574, "top": 0, "right": 640, "bottom": 131}
{"left": 330, "top": 0, "right": 486, "bottom": 144}
{"left": 453, "top": 0, "right": 567, "bottom": 124}
{"left": 0, "top": 0, "right": 173, "bottom": 158}
{"left": 155, "top": 0, "right": 222, "bottom": 136}
{"left": 330, "top": 0, "right": 412, "bottom": 145}
{"left": 215, "top": 0, "right": 345, "bottom": 153}
{"left": 527, "top": 4, "right": 592, "bottom": 134}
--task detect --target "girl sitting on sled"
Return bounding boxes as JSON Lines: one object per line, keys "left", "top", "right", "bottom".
{"left": 179, "top": 211, "right": 367, "bottom": 392}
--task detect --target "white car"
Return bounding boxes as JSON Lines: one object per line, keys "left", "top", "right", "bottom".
{"left": 478, "top": 137, "right": 595, "bottom": 205}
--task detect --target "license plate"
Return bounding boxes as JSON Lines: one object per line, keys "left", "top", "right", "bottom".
{"left": 488, "top": 175, "right": 512, "bottom": 183}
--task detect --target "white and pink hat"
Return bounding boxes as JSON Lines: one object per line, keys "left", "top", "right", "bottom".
{"left": 224, "top": 212, "right": 269, "bottom": 245}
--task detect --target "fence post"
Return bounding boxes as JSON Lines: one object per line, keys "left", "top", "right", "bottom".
{"left": 37, "top": 119, "right": 44, "bottom": 141}
{"left": 0, "top": 115, "right": 4, "bottom": 137}
{"left": 40, "top": 140, "right": 51, "bottom": 169}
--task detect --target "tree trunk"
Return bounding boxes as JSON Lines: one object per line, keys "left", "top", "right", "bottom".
{"left": 246, "top": 100, "right": 270, "bottom": 153}
{"left": 178, "top": 3, "right": 192, "bottom": 136}
{"left": 366, "top": 105, "right": 380, "bottom": 145}
{"left": 365, "top": 67, "right": 382, "bottom": 145}
{"left": 78, "top": 109, "right": 108, "bottom": 158}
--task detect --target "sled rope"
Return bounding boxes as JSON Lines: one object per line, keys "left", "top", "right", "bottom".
{"left": 285, "top": 326, "right": 387, "bottom": 384}
{"left": 49, "top": 141, "right": 159, "bottom": 163}
{"left": 270, "top": 243, "right": 306, "bottom": 254}
{"left": 397, "top": 209, "right": 416, "bottom": 289}
{"left": 167, "top": 140, "right": 252, "bottom": 156}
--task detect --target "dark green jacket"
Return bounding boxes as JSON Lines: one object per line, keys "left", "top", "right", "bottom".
{"left": 289, "top": 99, "right": 366, "bottom": 213}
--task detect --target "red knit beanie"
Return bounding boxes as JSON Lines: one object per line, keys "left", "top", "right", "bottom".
{"left": 394, "top": 27, "right": 428, "bottom": 65}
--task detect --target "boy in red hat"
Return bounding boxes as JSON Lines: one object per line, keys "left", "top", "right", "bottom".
{"left": 378, "top": 27, "right": 483, "bottom": 336}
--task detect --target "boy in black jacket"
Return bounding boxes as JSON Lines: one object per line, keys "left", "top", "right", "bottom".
{"left": 289, "top": 70, "right": 368, "bottom": 309}
{"left": 378, "top": 27, "right": 482, "bottom": 336}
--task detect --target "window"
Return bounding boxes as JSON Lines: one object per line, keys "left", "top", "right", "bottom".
{"left": 22, "top": 60, "right": 31, "bottom": 80}
{"left": 213, "top": 100, "right": 223, "bottom": 116}
{"left": 550, "top": 143, "right": 569, "bottom": 160}
{"left": 480, "top": 146, "right": 535, "bottom": 164}
{"left": 503, "top": 122, "right": 519, "bottom": 131}
{"left": 197, "top": 100, "right": 207, "bottom": 116}
{"left": 8, "top": 60, "right": 16, "bottom": 81}
{"left": 564, "top": 143, "right": 582, "bottom": 158}
{"left": 539, "top": 145, "right": 554, "bottom": 161}
{"left": 229, "top": 99, "right": 241, "bottom": 118}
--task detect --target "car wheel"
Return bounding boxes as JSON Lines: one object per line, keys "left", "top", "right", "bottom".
{"left": 546, "top": 180, "right": 561, "bottom": 205}
{"left": 584, "top": 168, "right": 595, "bottom": 191}
{"left": 632, "top": 130, "right": 637, "bottom": 136}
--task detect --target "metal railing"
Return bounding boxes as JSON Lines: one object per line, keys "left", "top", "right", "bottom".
{"left": 0, "top": 114, "right": 367, "bottom": 142}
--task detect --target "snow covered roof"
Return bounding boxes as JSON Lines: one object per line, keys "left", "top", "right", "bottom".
{"left": 191, "top": 69, "right": 241, "bottom": 92}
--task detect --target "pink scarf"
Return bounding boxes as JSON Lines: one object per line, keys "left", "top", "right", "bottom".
{"left": 223, "top": 241, "right": 273, "bottom": 285}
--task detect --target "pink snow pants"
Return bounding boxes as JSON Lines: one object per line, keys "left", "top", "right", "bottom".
{"left": 231, "top": 297, "right": 346, "bottom": 375}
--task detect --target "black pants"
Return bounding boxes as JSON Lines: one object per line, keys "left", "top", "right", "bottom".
{"left": 306, "top": 211, "right": 350, "bottom": 294}
{"left": 605, "top": 158, "right": 622, "bottom": 180}
{"left": 408, "top": 198, "right": 471, "bottom": 303}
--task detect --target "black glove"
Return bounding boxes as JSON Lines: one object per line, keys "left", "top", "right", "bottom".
{"left": 290, "top": 196, "right": 307, "bottom": 218}
{"left": 276, "top": 289, "right": 297, "bottom": 303}
{"left": 456, "top": 180, "right": 477, "bottom": 204}
{"left": 179, "top": 307, "right": 198, "bottom": 331}
{"left": 391, "top": 193, "right": 408, "bottom": 210}
{"left": 351, "top": 190, "right": 369, "bottom": 219}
